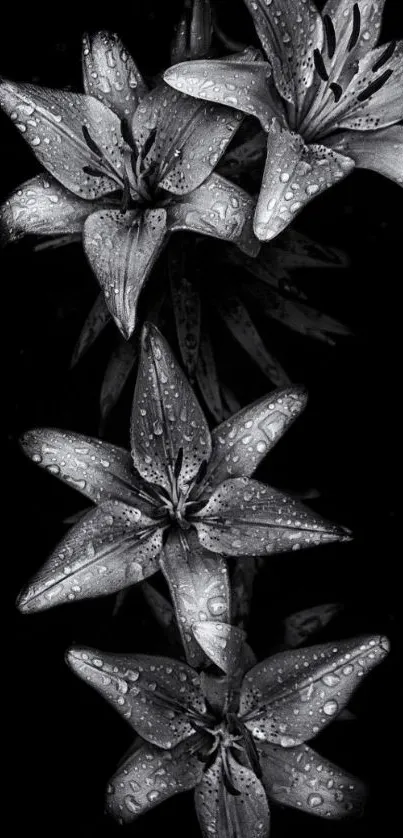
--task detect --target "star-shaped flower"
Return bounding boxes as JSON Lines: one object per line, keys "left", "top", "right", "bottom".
{"left": 0, "top": 30, "right": 260, "bottom": 337}
{"left": 164, "top": 0, "right": 403, "bottom": 241}
{"left": 18, "top": 323, "right": 348, "bottom": 665}
{"left": 66, "top": 628, "right": 389, "bottom": 835}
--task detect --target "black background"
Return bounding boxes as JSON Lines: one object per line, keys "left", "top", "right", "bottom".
{"left": 3, "top": 1, "right": 401, "bottom": 836}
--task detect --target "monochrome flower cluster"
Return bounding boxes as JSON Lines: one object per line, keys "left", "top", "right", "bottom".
{"left": 3, "top": 1, "right": 400, "bottom": 836}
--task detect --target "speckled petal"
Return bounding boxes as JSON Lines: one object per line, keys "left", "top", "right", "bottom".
{"left": 254, "top": 120, "right": 354, "bottom": 241}
{"left": 259, "top": 742, "right": 366, "bottom": 819}
{"left": 213, "top": 292, "right": 290, "bottom": 385}
{"left": 131, "top": 82, "right": 242, "bottom": 197}
{"left": 169, "top": 266, "right": 201, "bottom": 378}
{"left": 164, "top": 58, "right": 278, "bottom": 130}
{"left": 240, "top": 635, "right": 390, "bottom": 745}
{"left": 83, "top": 208, "right": 167, "bottom": 339}
{"left": 71, "top": 294, "right": 111, "bottom": 367}
{"left": 82, "top": 31, "right": 147, "bottom": 118}
{"left": 67, "top": 646, "right": 206, "bottom": 747}
{"left": 0, "top": 80, "right": 125, "bottom": 198}
{"left": 195, "top": 477, "right": 349, "bottom": 556}
{"left": 167, "top": 173, "right": 259, "bottom": 256}
{"left": 0, "top": 175, "right": 95, "bottom": 245}
{"left": 17, "top": 501, "right": 162, "bottom": 612}
{"left": 203, "top": 388, "right": 307, "bottom": 490}
{"left": 244, "top": 0, "right": 323, "bottom": 108}
{"left": 195, "top": 752, "right": 270, "bottom": 838}
{"left": 20, "top": 427, "right": 151, "bottom": 507}
{"left": 130, "top": 323, "right": 211, "bottom": 494}
{"left": 283, "top": 603, "right": 343, "bottom": 648}
{"left": 323, "top": 0, "right": 385, "bottom": 79}
{"left": 192, "top": 622, "right": 246, "bottom": 674}
{"left": 160, "top": 530, "right": 230, "bottom": 667}
{"left": 326, "top": 125, "right": 403, "bottom": 186}
{"left": 106, "top": 737, "right": 205, "bottom": 824}
{"left": 335, "top": 40, "right": 403, "bottom": 130}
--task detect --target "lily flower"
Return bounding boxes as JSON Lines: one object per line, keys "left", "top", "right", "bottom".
{"left": 17, "top": 323, "right": 348, "bottom": 665}
{"left": 0, "top": 31, "right": 259, "bottom": 338}
{"left": 164, "top": 0, "right": 403, "bottom": 241}
{"left": 66, "top": 628, "right": 389, "bottom": 835}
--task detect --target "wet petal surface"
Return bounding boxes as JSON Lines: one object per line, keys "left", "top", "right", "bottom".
{"left": 82, "top": 31, "right": 147, "bottom": 118}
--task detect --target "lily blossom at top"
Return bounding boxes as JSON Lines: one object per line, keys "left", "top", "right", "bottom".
{"left": 164, "top": 0, "right": 403, "bottom": 241}
{"left": 17, "top": 323, "right": 349, "bottom": 665}
{"left": 0, "top": 31, "right": 259, "bottom": 338}
{"left": 66, "top": 627, "right": 390, "bottom": 836}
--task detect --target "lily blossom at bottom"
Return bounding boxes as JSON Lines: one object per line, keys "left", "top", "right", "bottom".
{"left": 66, "top": 630, "right": 390, "bottom": 836}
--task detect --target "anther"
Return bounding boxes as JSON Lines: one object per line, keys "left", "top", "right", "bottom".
{"left": 323, "top": 14, "right": 336, "bottom": 59}
{"left": 174, "top": 447, "right": 184, "bottom": 480}
{"left": 313, "top": 49, "right": 329, "bottom": 83}
{"left": 372, "top": 41, "right": 396, "bottom": 73}
{"left": 347, "top": 4, "right": 361, "bottom": 53}
{"left": 357, "top": 68, "right": 393, "bottom": 102}
{"left": 329, "top": 82, "right": 343, "bottom": 102}
{"left": 82, "top": 125, "right": 103, "bottom": 158}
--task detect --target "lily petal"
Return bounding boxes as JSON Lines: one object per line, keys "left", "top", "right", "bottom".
{"left": 323, "top": 0, "right": 385, "bottom": 76}
{"left": 195, "top": 752, "right": 270, "bottom": 838}
{"left": 244, "top": 0, "right": 323, "bottom": 108}
{"left": 203, "top": 387, "right": 308, "bottom": 490}
{"left": 254, "top": 120, "right": 354, "bottom": 241}
{"left": 82, "top": 31, "right": 147, "bottom": 119}
{"left": 195, "top": 477, "right": 349, "bottom": 556}
{"left": 66, "top": 647, "right": 206, "bottom": 748}
{"left": 167, "top": 173, "right": 259, "bottom": 256}
{"left": 71, "top": 294, "right": 111, "bottom": 367}
{"left": 327, "top": 125, "right": 403, "bottom": 186}
{"left": 164, "top": 58, "right": 278, "bottom": 130}
{"left": 106, "top": 737, "right": 204, "bottom": 824}
{"left": 20, "top": 427, "right": 150, "bottom": 507}
{"left": 259, "top": 742, "right": 366, "bottom": 819}
{"left": 169, "top": 264, "right": 201, "bottom": 378}
{"left": 240, "top": 635, "right": 390, "bottom": 745}
{"left": 336, "top": 40, "right": 403, "bottom": 130}
{"left": 131, "top": 323, "right": 211, "bottom": 495}
{"left": 192, "top": 621, "right": 246, "bottom": 674}
{"left": 0, "top": 175, "right": 95, "bottom": 245}
{"left": 160, "top": 530, "right": 230, "bottom": 667}
{"left": 83, "top": 208, "right": 167, "bottom": 338}
{"left": 0, "top": 80, "right": 125, "bottom": 198}
{"left": 213, "top": 292, "right": 290, "bottom": 385}
{"left": 131, "top": 82, "right": 242, "bottom": 197}
{"left": 17, "top": 501, "right": 162, "bottom": 612}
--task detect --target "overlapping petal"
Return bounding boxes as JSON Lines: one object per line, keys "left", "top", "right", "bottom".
{"left": 20, "top": 428, "right": 150, "bottom": 507}
{"left": 167, "top": 173, "right": 259, "bottom": 256}
{"left": 0, "top": 175, "right": 97, "bottom": 245}
{"left": 83, "top": 208, "right": 167, "bottom": 338}
{"left": 17, "top": 501, "right": 162, "bottom": 612}
{"left": 82, "top": 31, "right": 148, "bottom": 118}
{"left": 164, "top": 58, "right": 279, "bottom": 129}
{"left": 240, "top": 636, "right": 390, "bottom": 744}
{"left": 131, "top": 323, "right": 211, "bottom": 494}
{"left": 327, "top": 125, "right": 403, "bottom": 186}
{"left": 192, "top": 621, "right": 246, "bottom": 675}
{"left": 335, "top": 41, "right": 403, "bottom": 130}
{"left": 243, "top": 0, "right": 323, "bottom": 108}
{"left": 66, "top": 647, "right": 206, "bottom": 748}
{"left": 106, "top": 738, "right": 204, "bottom": 824}
{"left": 204, "top": 387, "right": 307, "bottom": 489}
{"left": 160, "top": 530, "right": 230, "bottom": 667}
{"left": 195, "top": 477, "right": 346, "bottom": 556}
{"left": 0, "top": 80, "right": 125, "bottom": 198}
{"left": 259, "top": 742, "right": 366, "bottom": 819}
{"left": 254, "top": 120, "right": 354, "bottom": 241}
{"left": 195, "top": 752, "right": 270, "bottom": 838}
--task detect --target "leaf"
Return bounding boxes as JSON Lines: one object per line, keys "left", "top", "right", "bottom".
{"left": 70, "top": 294, "right": 111, "bottom": 367}
{"left": 130, "top": 323, "right": 211, "bottom": 495}
{"left": 82, "top": 31, "right": 148, "bottom": 119}
{"left": 170, "top": 0, "right": 212, "bottom": 64}
{"left": 100, "top": 338, "right": 137, "bottom": 423}
{"left": 17, "top": 501, "right": 163, "bottom": 612}
{"left": 240, "top": 636, "right": 390, "bottom": 745}
{"left": 169, "top": 259, "right": 201, "bottom": 378}
{"left": 160, "top": 530, "right": 230, "bottom": 667}
{"left": 195, "top": 321, "right": 227, "bottom": 423}
{"left": 83, "top": 208, "right": 167, "bottom": 339}
{"left": 67, "top": 646, "right": 207, "bottom": 748}
{"left": 283, "top": 603, "right": 343, "bottom": 648}
{"left": 0, "top": 80, "right": 125, "bottom": 198}
{"left": 195, "top": 477, "right": 350, "bottom": 556}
